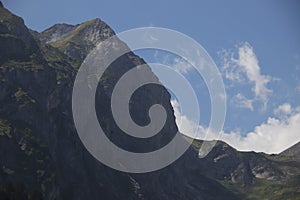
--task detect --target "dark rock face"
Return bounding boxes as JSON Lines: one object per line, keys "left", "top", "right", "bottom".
{"left": 0, "top": 4, "right": 238, "bottom": 200}
{"left": 0, "top": 5, "right": 39, "bottom": 64}
{"left": 0, "top": 3, "right": 299, "bottom": 200}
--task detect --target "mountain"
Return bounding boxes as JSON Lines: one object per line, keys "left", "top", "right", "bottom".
{"left": 191, "top": 140, "right": 300, "bottom": 199}
{"left": 0, "top": 3, "right": 236, "bottom": 199}
{"left": 280, "top": 142, "right": 300, "bottom": 162}
{"left": 37, "top": 18, "right": 115, "bottom": 60}
{"left": 36, "top": 24, "right": 76, "bottom": 43}
{"left": 0, "top": 2, "right": 40, "bottom": 64}
{"left": 0, "top": 3, "right": 299, "bottom": 200}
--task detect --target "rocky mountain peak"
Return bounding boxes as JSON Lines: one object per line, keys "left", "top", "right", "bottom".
{"left": 38, "top": 23, "right": 76, "bottom": 43}
{"left": 36, "top": 17, "right": 115, "bottom": 60}
{"left": 81, "top": 18, "right": 115, "bottom": 44}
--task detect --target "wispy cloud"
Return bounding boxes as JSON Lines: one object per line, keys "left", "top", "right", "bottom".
{"left": 231, "top": 93, "right": 254, "bottom": 111}
{"left": 220, "top": 48, "right": 245, "bottom": 83}
{"left": 220, "top": 42, "right": 273, "bottom": 110}
{"left": 154, "top": 51, "right": 194, "bottom": 74}
{"left": 172, "top": 100, "right": 300, "bottom": 154}
{"left": 237, "top": 43, "right": 272, "bottom": 105}
{"left": 172, "top": 57, "right": 194, "bottom": 74}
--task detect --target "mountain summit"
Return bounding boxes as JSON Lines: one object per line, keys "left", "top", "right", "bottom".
{"left": 37, "top": 18, "right": 115, "bottom": 60}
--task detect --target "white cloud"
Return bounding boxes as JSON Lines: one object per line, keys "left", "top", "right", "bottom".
{"left": 220, "top": 49, "right": 245, "bottom": 82}
{"left": 231, "top": 93, "right": 254, "bottom": 111}
{"left": 221, "top": 42, "right": 273, "bottom": 109}
{"left": 171, "top": 100, "right": 202, "bottom": 135}
{"left": 274, "top": 103, "right": 292, "bottom": 116}
{"left": 237, "top": 43, "right": 272, "bottom": 104}
{"left": 221, "top": 105, "right": 300, "bottom": 154}
{"left": 172, "top": 100, "right": 300, "bottom": 154}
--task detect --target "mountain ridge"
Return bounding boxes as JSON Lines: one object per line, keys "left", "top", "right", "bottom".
{"left": 37, "top": 23, "right": 76, "bottom": 43}
{"left": 37, "top": 18, "right": 115, "bottom": 60}
{"left": 279, "top": 142, "right": 300, "bottom": 162}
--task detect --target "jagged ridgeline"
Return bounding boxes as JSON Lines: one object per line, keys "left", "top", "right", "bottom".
{"left": 0, "top": 2, "right": 299, "bottom": 200}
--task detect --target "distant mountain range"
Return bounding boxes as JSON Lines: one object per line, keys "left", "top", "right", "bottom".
{"left": 0, "top": 2, "right": 299, "bottom": 199}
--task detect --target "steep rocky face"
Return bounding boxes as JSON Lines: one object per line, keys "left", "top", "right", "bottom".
{"left": 0, "top": 3, "right": 299, "bottom": 200}
{"left": 37, "top": 18, "right": 115, "bottom": 60}
{"left": 0, "top": 5, "right": 137, "bottom": 199}
{"left": 0, "top": 4, "right": 238, "bottom": 200}
{"left": 0, "top": 4, "right": 40, "bottom": 64}
{"left": 37, "top": 24, "right": 76, "bottom": 43}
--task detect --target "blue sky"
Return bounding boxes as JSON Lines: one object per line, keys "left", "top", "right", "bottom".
{"left": 3, "top": 0, "right": 300, "bottom": 153}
